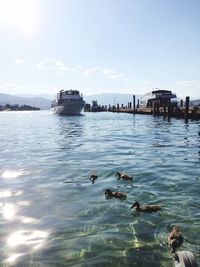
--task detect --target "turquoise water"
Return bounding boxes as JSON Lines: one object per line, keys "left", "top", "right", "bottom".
{"left": 0, "top": 110, "right": 200, "bottom": 267}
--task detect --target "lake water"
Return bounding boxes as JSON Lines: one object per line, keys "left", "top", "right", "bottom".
{"left": 0, "top": 110, "right": 200, "bottom": 267}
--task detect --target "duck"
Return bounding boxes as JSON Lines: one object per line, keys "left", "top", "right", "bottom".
{"left": 115, "top": 172, "right": 133, "bottom": 180}
{"left": 104, "top": 189, "right": 127, "bottom": 199}
{"left": 130, "top": 201, "right": 161, "bottom": 213}
{"left": 89, "top": 173, "right": 98, "bottom": 184}
{"left": 167, "top": 226, "right": 184, "bottom": 253}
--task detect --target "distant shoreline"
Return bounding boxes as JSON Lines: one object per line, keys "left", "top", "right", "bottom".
{"left": 0, "top": 104, "right": 40, "bottom": 111}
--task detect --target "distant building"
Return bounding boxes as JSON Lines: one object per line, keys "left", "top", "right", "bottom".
{"left": 84, "top": 100, "right": 107, "bottom": 112}
{"left": 92, "top": 100, "right": 98, "bottom": 107}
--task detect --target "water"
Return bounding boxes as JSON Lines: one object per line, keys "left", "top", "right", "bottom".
{"left": 0, "top": 110, "right": 200, "bottom": 267}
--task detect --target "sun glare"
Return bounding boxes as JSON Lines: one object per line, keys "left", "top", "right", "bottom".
{"left": 0, "top": 0, "right": 38, "bottom": 36}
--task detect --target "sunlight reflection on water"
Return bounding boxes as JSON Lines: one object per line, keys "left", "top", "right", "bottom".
{"left": 1, "top": 203, "right": 16, "bottom": 220}
{"left": 1, "top": 170, "right": 27, "bottom": 179}
{"left": 5, "top": 229, "right": 49, "bottom": 263}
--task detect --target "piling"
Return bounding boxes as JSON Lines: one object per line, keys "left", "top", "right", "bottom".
{"left": 133, "top": 95, "right": 136, "bottom": 113}
{"left": 185, "top": 96, "right": 190, "bottom": 122}
{"left": 167, "top": 105, "right": 171, "bottom": 120}
{"left": 137, "top": 99, "right": 140, "bottom": 109}
{"left": 163, "top": 106, "right": 167, "bottom": 118}
{"left": 180, "top": 100, "right": 183, "bottom": 108}
{"left": 153, "top": 102, "right": 156, "bottom": 116}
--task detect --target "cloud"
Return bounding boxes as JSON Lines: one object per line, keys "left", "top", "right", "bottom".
{"left": 37, "top": 58, "right": 76, "bottom": 73}
{"left": 173, "top": 80, "right": 200, "bottom": 87}
{"left": 108, "top": 73, "right": 125, "bottom": 80}
{"left": 37, "top": 59, "right": 127, "bottom": 82}
{"left": 141, "top": 81, "right": 151, "bottom": 86}
{"left": 0, "top": 82, "right": 57, "bottom": 95}
{"left": 83, "top": 67, "right": 101, "bottom": 76}
{"left": 15, "top": 59, "right": 23, "bottom": 64}
{"left": 83, "top": 67, "right": 127, "bottom": 82}
{"left": 172, "top": 80, "right": 200, "bottom": 99}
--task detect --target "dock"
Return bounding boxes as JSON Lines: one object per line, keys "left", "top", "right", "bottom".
{"left": 84, "top": 95, "right": 200, "bottom": 121}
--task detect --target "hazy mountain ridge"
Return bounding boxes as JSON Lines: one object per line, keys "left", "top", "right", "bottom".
{"left": 84, "top": 93, "right": 142, "bottom": 106}
{"left": 0, "top": 93, "right": 142, "bottom": 109}
{"left": 0, "top": 92, "right": 199, "bottom": 110}
{"left": 0, "top": 93, "right": 51, "bottom": 110}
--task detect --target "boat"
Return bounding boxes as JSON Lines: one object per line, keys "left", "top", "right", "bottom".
{"left": 52, "top": 89, "right": 85, "bottom": 115}
{"left": 140, "top": 89, "right": 178, "bottom": 108}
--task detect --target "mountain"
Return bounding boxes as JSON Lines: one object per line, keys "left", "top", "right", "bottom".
{"left": 84, "top": 93, "right": 142, "bottom": 106}
{"left": 0, "top": 93, "right": 51, "bottom": 110}
{"left": 0, "top": 92, "right": 143, "bottom": 110}
{"left": 190, "top": 99, "right": 200, "bottom": 107}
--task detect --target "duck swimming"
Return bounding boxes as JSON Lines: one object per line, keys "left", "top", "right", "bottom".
{"left": 115, "top": 172, "right": 133, "bottom": 180}
{"left": 167, "top": 226, "right": 184, "bottom": 254}
{"left": 104, "top": 189, "right": 127, "bottom": 199}
{"left": 89, "top": 173, "right": 98, "bottom": 184}
{"left": 130, "top": 201, "right": 161, "bottom": 213}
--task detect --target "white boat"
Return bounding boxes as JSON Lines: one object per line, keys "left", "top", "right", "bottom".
{"left": 140, "top": 89, "right": 178, "bottom": 108}
{"left": 52, "top": 89, "right": 85, "bottom": 115}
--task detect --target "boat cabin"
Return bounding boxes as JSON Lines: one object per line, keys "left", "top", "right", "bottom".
{"left": 141, "top": 89, "right": 177, "bottom": 108}
{"left": 56, "top": 89, "right": 83, "bottom": 101}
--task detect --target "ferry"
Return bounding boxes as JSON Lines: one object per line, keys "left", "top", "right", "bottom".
{"left": 140, "top": 89, "right": 177, "bottom": 108}
{"left": 52, "top": 89, "right": 85, "bottom": 115}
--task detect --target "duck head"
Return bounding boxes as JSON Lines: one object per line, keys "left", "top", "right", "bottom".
{"left": 90, "top": 174, "right": 97, "bottom": 183}
{"left": 130, "top": 201, "right": 140, "bottom": 209}
{"left": 115, "top": 172, "right": 121, "bottom": 178}
{"left": 104, "top": 189, "right": 113, "bottom": 198}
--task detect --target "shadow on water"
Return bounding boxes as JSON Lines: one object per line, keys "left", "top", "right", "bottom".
{"left": 56, "top": 115, "right": 85, "bottom": 151}
{"left": 58, "top": 115, "right": 84, "bottom": 138}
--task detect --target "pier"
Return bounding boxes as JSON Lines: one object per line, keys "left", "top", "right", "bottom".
{"left": 84, "top": 95, "right": 200, "bottom": 121}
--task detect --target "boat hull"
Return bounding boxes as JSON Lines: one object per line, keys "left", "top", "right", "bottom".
{"left": 53, "top": 101, "right": 85, "bottom": 115}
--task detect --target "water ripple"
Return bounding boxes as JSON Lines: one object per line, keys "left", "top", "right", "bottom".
{"left": 0, "top": 111, "right": 200, "bottom": 266}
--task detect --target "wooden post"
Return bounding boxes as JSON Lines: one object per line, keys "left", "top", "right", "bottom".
{"left": 163, "top": 105, "right": 166, "bottom": 118}
{"left": 180, "top": 100, "right": 183, "bottom": 108}
{"left": 157, "top": 106, "right": 160, "bottom": 116}
{"left": 167, "top": 104, "right": 171, "bottom": 120}
{"left": 137, "top": 99, "right": 139, "bottom": 109}
{"left": 133, "top": 95, "right": 136, "bottom": 113}
{"left": 153, "top": 102, "right": 156, "bottom": 116}
{"left": 185, "top": 96, "right": 190, "bottom": 122}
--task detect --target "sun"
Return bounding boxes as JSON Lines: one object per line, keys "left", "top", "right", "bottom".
{"left": 0, "top": 0, "right": 38, "bottom": 37}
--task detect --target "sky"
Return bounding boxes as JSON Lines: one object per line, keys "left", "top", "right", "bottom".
{"left": 0, "top": 0, "right": 200, "bottom": 99}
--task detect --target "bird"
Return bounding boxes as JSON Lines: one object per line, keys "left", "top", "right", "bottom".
{"left": 104, "top": 189, "right": 127, "bottom": 199}
{"left": 130, "top": 201, "right": 161, "bottom": 213}
{"left": 167, "top": 226, "right": 184, "bottom": 254}
{"left": 89, "top": 173, "right": 98, "bottom": 184}
{"left": 115, "top": 172, "right": 133, "bottom": 180}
